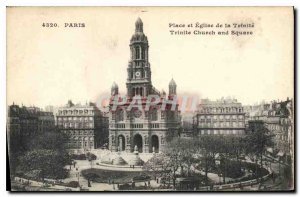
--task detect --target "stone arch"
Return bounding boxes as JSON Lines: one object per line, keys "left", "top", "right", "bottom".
{"left": 133, "top": 134, "right": 143, "bottom": 153}
{"left": 151, "top": 135, "right": 159, "bottom": 153}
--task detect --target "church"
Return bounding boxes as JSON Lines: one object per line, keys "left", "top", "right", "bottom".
{"left": 108, "top": 18, "right": 181, "bottom": 153}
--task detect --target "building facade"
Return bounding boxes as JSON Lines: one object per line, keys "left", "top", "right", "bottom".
{"left": 7, "top": 104, "right": 55, "bottom": 136}
{"left": 108, "top": 18, "right": 181, "bottom": 153}
{"left": 7, "top": 104, "right": 55, "bottom": 151}
{"left": 193, "top": 98, "right": 246, "bottom": 136}
{"left": 56, "top": 100, "right": 108, "bottom": 153}
{"left": 244, "top": 98, "right": 293, "bottom": 157}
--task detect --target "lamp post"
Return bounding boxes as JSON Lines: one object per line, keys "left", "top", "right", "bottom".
{"left": 76, "top": 167, "right": 80, "bottom": 189}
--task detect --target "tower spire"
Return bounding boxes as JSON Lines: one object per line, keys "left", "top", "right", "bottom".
{"left": 135, "top": 17, "right": 143, "bottom": 33}
{"left": 127, "top": 18, "right": 152, "bottom": 98}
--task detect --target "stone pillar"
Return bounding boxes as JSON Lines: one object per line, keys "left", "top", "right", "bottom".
{"left": 144, "top": 135, "right": 149, "bottom": 153}
{"left": 111, "top": 135, "right": 116, "bottom": 152}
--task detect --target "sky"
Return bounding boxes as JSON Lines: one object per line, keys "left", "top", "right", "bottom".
{"left": 7, "top": 7, "right": 294, "bottom": 108}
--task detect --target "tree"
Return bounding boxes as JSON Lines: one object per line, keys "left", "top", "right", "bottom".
{"left": 15, "top": 130, "right": 71, "bottom": 180}
{"left": 245, "top": 121, "right": 274, "bottom": 178}
{"left": 197, "top": 135, "right": 222, "bottom": 184}
{"left": 217, "top": 135, "right": 246, "bottom": 183}
{"left": 162, "top": 137, "right": 200, "bottom": 188}
{"left": 17, "top": 149, "right": 70, "bottom": 181}
{"left": 143, "top": 153, "right": 171, "bottom": 181}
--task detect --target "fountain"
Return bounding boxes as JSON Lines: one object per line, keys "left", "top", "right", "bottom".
{"left": 128, "top": 145, "right": 144, "bottom": 166}
{"left": 112, "top": 146, "right": 127, "bottom": 166}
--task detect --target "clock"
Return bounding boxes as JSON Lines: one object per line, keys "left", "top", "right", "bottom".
{"left": 135, "top": 71, "right": 141, "bottom": 77}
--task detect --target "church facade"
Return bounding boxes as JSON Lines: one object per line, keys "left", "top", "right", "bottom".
{"left": 108, "top": 18, "right": 181, "bottom": 153}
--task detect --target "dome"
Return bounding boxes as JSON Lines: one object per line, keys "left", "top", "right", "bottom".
{"left": 134, "top": 17, "right": 144, "bottom": 33}
{"left": 169, "top": 78, "right": 177, "bottom": 86}
{"left": 135, "top": 17, "right": 143, "bottom": 26}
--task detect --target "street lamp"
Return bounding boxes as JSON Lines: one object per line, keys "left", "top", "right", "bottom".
{"left": 76, "top": 167, "right": 80, "bottom": 189}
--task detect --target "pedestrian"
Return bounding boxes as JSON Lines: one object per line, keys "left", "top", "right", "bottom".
{"left": 144, "top": 182, "right": 147, "bottom": 188}
{"left": 133, "top": 165, "right": 135, "bottom": 169}
{"left": 148, "top": 180, "right": 150, "bottom": 186}
{"left": 239, "top": 182, "right": 243, "bottom": 190}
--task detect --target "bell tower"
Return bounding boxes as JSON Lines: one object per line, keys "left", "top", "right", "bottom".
{"left": 169, "top": 78, "right": 177, "bottom": 96}
{"left": 126, "top": 18, "right": 152, "bottom": 98}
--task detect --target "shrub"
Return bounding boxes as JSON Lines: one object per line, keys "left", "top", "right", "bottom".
{"left": 132, "top": 174, "right": 151, "bottom": 182}
{"left": 71, "top": 154, "right": 86, "bottom": 160}
{"left": 66, "top": 181, "right": 79, "bottom": 188}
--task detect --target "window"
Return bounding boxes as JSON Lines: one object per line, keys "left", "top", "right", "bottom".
{"left": 116, "top": 109, "right": 124, "bottom": 122}
{"left": 233, "top": 122, "right": 237, "bottom": 127}
{"left": 135, "top": 46, "right": 140, "bottom": 59}
{"left": 151, "top": 109, "right": 158, "bottom": 121}
{"left": 141, "top": 47, "right": 145, "bottom": 59}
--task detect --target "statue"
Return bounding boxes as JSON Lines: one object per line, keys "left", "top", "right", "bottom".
{"left": 126, "top": 135, "right": 130, "bottom": 144}
{"left": 134, "top": 145, "right": 138, "bottom": 152}
{"left": 161, "top": 136, "right": 164, "bottom": 144}
{"left": 152, "top": 146, "right": 155, "bottom": 153}
{"left": 112, "top": 135, "right": 115, "bottom": 144}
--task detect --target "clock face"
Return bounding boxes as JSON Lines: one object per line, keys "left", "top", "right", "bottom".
{"left": 135, "top": 71, "right": 141, "bottom": 77}
{"left": 133, "top": 110, "right": 142, "bottom": 118}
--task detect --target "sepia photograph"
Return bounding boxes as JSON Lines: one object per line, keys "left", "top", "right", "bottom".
{"left": 6, "top": 6, "right": 294, "bottom": 192}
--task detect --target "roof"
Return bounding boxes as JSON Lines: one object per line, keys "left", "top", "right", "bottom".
{"left": 169, "top": 78, "right": 177, "bottom": 86}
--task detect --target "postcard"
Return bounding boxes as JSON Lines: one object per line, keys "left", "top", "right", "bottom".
{"left": 6, "top": 7, "right": 294, "bottom": 191}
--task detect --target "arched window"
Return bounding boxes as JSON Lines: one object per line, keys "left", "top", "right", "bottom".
{"left": 116, "top": 109, "right": 124, "bottom": 122}
{"left": 135, "top": 46, "right": 140, "bottom": 59}
{"left": 141, "top": 47, "right": 145, "bottom": 59}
